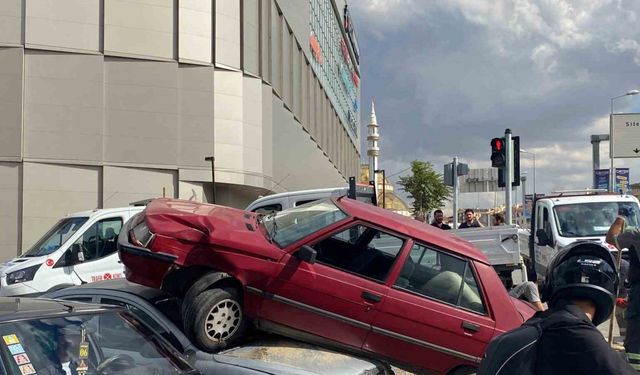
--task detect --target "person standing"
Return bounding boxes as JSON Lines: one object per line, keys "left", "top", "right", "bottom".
{"left": 459, "top": 208, "right": 483, "bottom": 228}
{"left": 431, "top": 209, "right": 451, "bottom": 230}
{"left": 478, "top": 243, "right": 636, "bottom": 374}
{"left": 607, "top": 216, "right": 640, "bottom": 371}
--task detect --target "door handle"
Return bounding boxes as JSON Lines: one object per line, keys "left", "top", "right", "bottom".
{"left": 462, "top": 321, "right": 480, "bottom": 332}
{"left": 361, "top": 291, "right": 382, "bottom": 304}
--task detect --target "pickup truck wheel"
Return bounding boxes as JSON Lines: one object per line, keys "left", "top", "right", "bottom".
{"left": 183, "top": 288, "right": 246, "bottom": 352}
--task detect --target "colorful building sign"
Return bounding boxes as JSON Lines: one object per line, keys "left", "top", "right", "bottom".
{"left": 593, "top": 168, "right": 630, "bottom": 193}
{"left": 309, "top": 0, "right": 361, "bottom": 142}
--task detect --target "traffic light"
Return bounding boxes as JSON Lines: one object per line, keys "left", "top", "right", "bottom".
{"left": 491, "top": 138, "right": 506, "bottom": 168}
{"left": 497, "top": 136, "right": 521, "bottom": 188}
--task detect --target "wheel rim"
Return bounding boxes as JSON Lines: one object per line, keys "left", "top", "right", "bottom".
{"left": 204, "top": 298, "right": 242, "bottom": 342}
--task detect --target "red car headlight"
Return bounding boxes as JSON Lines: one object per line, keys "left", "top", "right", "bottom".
{"left": 129, "top": 221, "right": 155, "bottom": 248}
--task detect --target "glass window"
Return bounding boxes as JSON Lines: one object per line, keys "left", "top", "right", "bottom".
{"left": 71, "top": 218, "right": 123, "bottom": 263}
{"left": 253, "top": 203, "right": 282, "bottom": 214}
{"left": 554, "top": 201, "right": 640, "bottom": 237}
{"left": 23, "top": 217, "right": 88, "bottom": 257}
{"left": 0, "top": 312, "right": 191, "bottom": 375}
{"left": 395, "top": 243, "right": 485, "bottom": 314}
{"left": 261, "top": 199, "right": 348, "bottom": 248}
{"left": 313, "top": 224, "right": 404, "bottom": 281}
{"left": 101, "top": 298, "right": 183, "bottom": 353}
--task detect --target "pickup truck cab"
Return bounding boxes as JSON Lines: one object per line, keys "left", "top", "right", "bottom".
{"left": 118, "top": 197, "right": 535, "bottom": 375}
{"left": 528, "top": 191, "right": 640, "bottom": 276}
{"left": 0, "top": 206, "right": 143, "bottom": 297}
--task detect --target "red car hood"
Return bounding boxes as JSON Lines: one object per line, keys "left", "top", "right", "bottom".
{"left": 144, "top": 199, "right": 281, "bottom": 259}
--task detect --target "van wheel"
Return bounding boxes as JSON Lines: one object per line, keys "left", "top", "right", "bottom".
{"left": 182, "top": 288, "right": 246, "bottom": 352}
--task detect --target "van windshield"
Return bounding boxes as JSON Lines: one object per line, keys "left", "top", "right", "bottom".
{"left": 23, "top": 217, "right": 88, "bottom": 257}
{"left": 554, "top": 201, "right": 640, "bottom": 238}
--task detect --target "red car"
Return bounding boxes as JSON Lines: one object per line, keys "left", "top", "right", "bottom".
{"left": 118, "top": 197, "right": 535, "bottom": 375}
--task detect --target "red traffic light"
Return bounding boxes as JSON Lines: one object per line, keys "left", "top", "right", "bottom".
{"left": 491, "top": 138, "right": 503, "bottom": 151}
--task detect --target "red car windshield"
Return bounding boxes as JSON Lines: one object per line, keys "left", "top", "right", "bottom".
{"left": 261, "top": 199, "right": 348, "bottom": 248}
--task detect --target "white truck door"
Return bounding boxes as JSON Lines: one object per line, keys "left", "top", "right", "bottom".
{"left": 534, "top": 202, "right": 556, "bottom": 276}
{"left": 65, "top": 215, "right": 126, "bottom": 284}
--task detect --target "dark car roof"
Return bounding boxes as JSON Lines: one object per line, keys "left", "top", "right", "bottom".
{"left": 335, "top": 197, "right": 489, "bottom": 264}
{"left": 0, "top": 297, "right": 120, "bottom": 322}
{"left": 51, "top": 278, "right": 169, "bottom": 301}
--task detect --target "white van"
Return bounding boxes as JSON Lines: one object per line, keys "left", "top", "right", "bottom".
{"left": 0, "top": 205, "right": 144, "bottom": 297}
{"left": 245, "top": 185, "right": 376, "bottom": 214}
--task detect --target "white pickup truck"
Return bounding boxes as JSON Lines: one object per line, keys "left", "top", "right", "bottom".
{"left": 527, "top": 191, "right": 640, "bottom": 277}
{"left": 451, "top": 191, "right": 640, "bottom": 287}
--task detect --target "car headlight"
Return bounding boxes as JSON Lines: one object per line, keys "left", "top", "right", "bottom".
{"left": 7, "top": 265, "right": 41, "bottom": 285}
{"left": 130, "top": 221, "right": 154, "bottom": 248}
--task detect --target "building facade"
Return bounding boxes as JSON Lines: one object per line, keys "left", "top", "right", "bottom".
{"left": 0, "top": 0, "right": 361, "bottom": 259}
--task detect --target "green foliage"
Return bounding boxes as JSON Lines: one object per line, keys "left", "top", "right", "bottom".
{"left": 398, "top": 160, "right": 452, "bottom": 218}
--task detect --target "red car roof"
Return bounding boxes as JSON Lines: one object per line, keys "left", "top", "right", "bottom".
{"left": 335, "top": 197, "right": 490, "bottom": 264}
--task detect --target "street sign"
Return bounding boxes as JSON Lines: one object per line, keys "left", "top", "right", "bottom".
{"left": 593, "top": 168, "right": 630, "bottom": 192}
{"left": 594, "top": 169, "right": 609, "bottom": 190}
{"left": 612, "top": 113, "right": 640, "bottom": 158}
{"left": 459, "top": 168, "right": 500, "bottom": 193}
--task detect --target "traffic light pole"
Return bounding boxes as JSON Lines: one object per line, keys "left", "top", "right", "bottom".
{"left": 505, "top": 129, "right": 513, "bottom": 225}
{"left": 453, "top": 157, "right": 459, "bottom": 229}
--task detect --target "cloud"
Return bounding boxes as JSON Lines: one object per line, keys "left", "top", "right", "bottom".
{"left": 351, "top": 0, "right": 640, "bottom": 209}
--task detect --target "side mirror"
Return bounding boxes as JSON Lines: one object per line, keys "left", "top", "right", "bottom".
{"left": 536, "top": 229, "right": 550, "bottom": 247}
{"left": 296, "top": 245, "right": 317, "bottom": 264}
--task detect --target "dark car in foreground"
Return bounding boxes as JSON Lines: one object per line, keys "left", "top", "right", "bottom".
{"left": 118, "top": 197, "right": 536, "bottom": 374}
{"left": 45, "top": 279, "right": 393, "bottom": 375}
{"left": 0, "top": 297, "right": 198, "bottom": 375}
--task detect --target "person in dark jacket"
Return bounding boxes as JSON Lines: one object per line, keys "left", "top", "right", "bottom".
{"left": 430, "top": 209, "right": 451, "bottom": 230}
{"left": 479, "top": 243, "right": 636, "bottom": 374}
{"left": 458, "top": 208, "right": 483, "bottom": 228}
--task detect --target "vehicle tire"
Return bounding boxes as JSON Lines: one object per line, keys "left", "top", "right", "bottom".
{"left": 182, "top": 288, "right": 246, "bottom": 352}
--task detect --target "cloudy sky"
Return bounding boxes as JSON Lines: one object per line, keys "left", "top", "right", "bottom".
{"left": 350, "top": 0, "right": 640, "bottom": 212}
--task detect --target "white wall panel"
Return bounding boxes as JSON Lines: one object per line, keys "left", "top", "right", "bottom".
{"left": 179, "top": 0, "right": 212, "bottom": 64}
{"left": 261, "top": 84, "right": 273, "bottom": 186}
{"left": 243, "top": 0, "right": 259, "bottom": 75}
{"left": 26, "top": 0, "right": 100, "bottom": 52}
{"left": 103, "top": 166, "right": 176, "bottom": 208}
{"left": 0, "top": 163, "right": 20, "bottom": 260}
{"left": 272, "top": 96, "right": 345, "bottom": 191}
{"left": 242, "top": 76, "right": 262, "bottom": 173}
{"left": 215, "top": 0, "right": 240, "bottom": 68}
{"left": 24, "top": 51, "right": 103, "bottom": 161}
{"left": 22, "top": 163, "right": 99, "bottom": 249}
{"left": 105, "top": 0, "right": 174, "bottom": 60}
{"left": 179, "top": 65, "right": 215, "bottom": 167}
{"left": 104, "top": 58, "right": 179, "bottom": 165}
{"left": 0, "top": 48, "right": 23, "bottom": 158}
{"left": 214, "top": 70, "right": 243, "bottom": 171}
{"left": 0, "top": 0, "right": 22, "bottom": 46}
{"left": 178, "top": 180, "right": 205, "bottom": 202}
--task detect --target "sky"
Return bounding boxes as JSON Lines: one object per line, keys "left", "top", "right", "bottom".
{"left": 349, "top": 0, "right": 640, "bottom": 213}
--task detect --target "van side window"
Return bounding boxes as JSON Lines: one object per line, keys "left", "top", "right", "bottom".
{"left": 253, "top": 204, "right": 282, "bottom": 215}
{"left": 72, "top": 218, "right": 123, "bottom": 262}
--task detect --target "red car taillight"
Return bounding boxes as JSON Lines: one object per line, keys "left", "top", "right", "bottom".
{"left": 129, "top": 220, "right": 155, "bottom": 248}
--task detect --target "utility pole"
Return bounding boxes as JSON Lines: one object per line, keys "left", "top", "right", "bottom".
{"left": 453, "top": 157, "right": 459, "bottom": 229}
{"left": 204, "top": 156, "right": 216, "bottom": 204}
{"left": 505, "top": 129, "right": 513, "bottom": 225}
{"left": 521, "top": 176, "right": 527, "bottom": 226}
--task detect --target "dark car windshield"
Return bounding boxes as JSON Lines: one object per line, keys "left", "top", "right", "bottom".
{"left": 554, "top": 201, "right": 640, "bottom": 238}
{"left": 23, "top": 217, "right": 88, "bottom": 257}
{"left": 261, "top": 199, "right": 348, "bottom": 248}
{"left": 0, "top": 310, "right": 194, "bottom": 375}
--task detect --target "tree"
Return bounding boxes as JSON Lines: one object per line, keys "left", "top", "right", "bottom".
{"left": 398, "top": 160, "right": 452, "bottom": 219}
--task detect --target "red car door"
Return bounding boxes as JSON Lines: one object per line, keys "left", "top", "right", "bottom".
{"left": 364, "top": 242, "right": 496, "bottom": 374}
{"left": 257, "top": 223, "right": 407, "bottom": 350}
